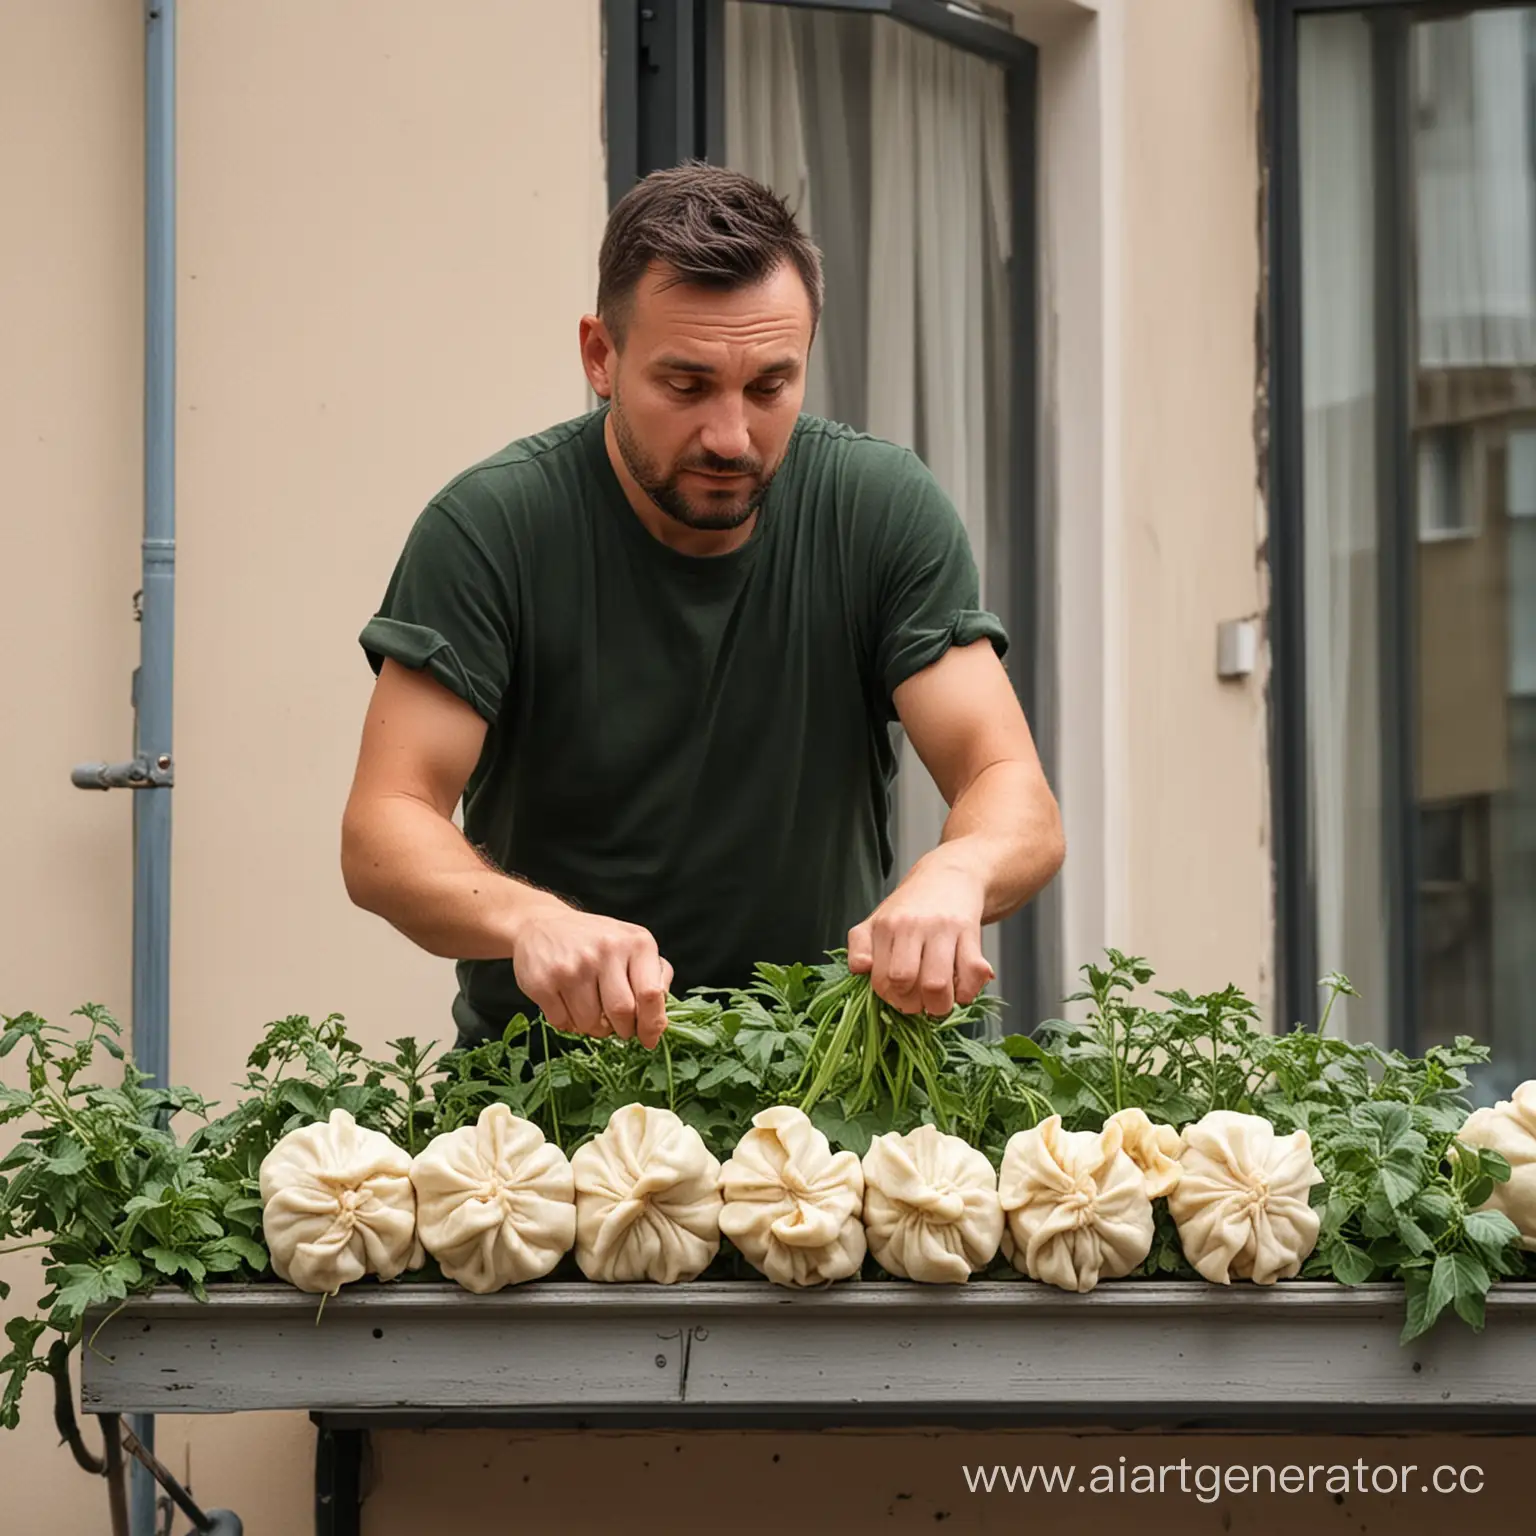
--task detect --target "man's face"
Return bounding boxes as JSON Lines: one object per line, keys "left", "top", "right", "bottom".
{"left": 588, "top": 262, "right": 813, "bottom": 532}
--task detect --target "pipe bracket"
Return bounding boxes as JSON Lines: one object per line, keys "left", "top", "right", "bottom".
{"left": 71, "top": 756, "right": 175, "bottom": 790}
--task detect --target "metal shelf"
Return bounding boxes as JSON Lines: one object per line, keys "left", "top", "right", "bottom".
{"left": 81, "top": 1281, "right": 1536, "bottom": 1431}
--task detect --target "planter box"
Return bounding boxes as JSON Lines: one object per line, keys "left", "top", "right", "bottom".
{"left": 81, "top": 1281, "right": 1536, "bottom": 1431}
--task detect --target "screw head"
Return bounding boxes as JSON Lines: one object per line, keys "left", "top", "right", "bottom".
{"left": 156, "top": 755, "right": 171, "bottom": 770}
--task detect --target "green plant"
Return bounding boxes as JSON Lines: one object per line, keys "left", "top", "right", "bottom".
{"left": 1011, "top": 959, "right": 1531, "bottom": 1336}
{"left": 4, "top": 950, "right": 1531, "bottom": 1434}
{"left": 1254, "top": 980, "right": 1524, "bottom": 1341}
{"left": 792, "top": 951, "right": 1002, "bottom": 1135}
{"left": 1002, "top": 950, "right": 1272, "bottom": 1129}
{"left": 0, "top": 1007, "right": 260, "bottom": 1428}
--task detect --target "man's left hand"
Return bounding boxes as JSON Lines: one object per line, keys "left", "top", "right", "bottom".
{"left": 847, "top": 856, "right": 993, "bottom": 1018}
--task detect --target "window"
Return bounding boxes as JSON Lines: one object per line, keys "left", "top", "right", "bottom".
{"left": 606, "top": 0, "right": 1048, "bottom": 1026}
{"left": 1416, "top": 426, "right": 1478, "bottom": 540}
{"left": 1271, "top": 0, "right": 1536, "bottom": 1100}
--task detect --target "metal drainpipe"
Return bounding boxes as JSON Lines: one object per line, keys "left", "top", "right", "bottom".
{"left": 134, "top": 7, "right": 175, "bottom": 1528}
{"left": 72, "top": 5, "right": 176, "bottom": 1533}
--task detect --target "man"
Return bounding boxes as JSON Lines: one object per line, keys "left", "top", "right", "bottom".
{"left": 342, "top": 162, "right": 1064, "bottom": 1053}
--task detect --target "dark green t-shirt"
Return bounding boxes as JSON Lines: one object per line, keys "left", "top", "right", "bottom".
{"left": 360, "top": 407, "right": 1007, "bottom": 1045}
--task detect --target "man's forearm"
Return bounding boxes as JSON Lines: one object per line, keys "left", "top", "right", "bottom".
{"left": 341, "top": 793, "right": 566, "bottom": 960}
{"left": 913, "top": 760, "right": 1065, "bottom": 924}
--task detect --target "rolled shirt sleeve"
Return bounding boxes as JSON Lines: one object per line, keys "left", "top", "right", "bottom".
{"left": 871, "top": 451, "right": 1009, "bottom": 720}
{"left": 359, "top": 501, "right": 515, "bottom": 726}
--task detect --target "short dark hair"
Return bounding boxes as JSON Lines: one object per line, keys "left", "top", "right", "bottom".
{"left": 597, "top": 161, "right": 824, "bottom": 347}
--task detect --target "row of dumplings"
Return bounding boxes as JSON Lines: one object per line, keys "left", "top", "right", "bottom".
{"left": 258, "top": 1099, "right": 1329, "bottom": 1295}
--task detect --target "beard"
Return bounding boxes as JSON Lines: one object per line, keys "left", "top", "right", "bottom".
{"left": 610, "top": 390, "right": 776, "bottom": 532}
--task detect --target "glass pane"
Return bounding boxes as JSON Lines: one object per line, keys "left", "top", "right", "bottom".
{"left": 1410, "top": 7, "right": 1536, "bottom": 1098}
{"left": 722, "top": 2, "right": 1032, "bottom": 1017}
{"left": 1297, "top": 12, "right": 1391, "bottom": 1043}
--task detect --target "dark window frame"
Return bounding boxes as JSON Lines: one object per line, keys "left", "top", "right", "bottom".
{"left": 1262, "top": 0, "right": 1533, "bottom": 1042}
{"left": 603, "top": 0, "right": 1046, "bottom": 1026}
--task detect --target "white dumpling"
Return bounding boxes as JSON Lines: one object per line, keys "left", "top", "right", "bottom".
{"left": 1456, "top": 1080, "right": 1536, "bottom": 1250}
{"left": 998, "top": 1115, "right": 1154, "bottom": 1293}
{"left": 861, "top": 1124, "right": 1002, "bottom": 1283}
{"left": 259, "top": 1108, "right": 418, "bottom": 1293}
{"left": 718, "top": 1106, "right": 865, "bottom": 1287}
{"left": 1168, "top": 1110, "right": 1322, "bottom": 1284}
{"left": 571, "top": 1104, "right": 722, "bottom": 1283}
{"left": 410, "top": 1104, "right": 575, "bottom": 1293}
{"left": 1104, "top": 1108, "right": 1184, "bottom": 1199}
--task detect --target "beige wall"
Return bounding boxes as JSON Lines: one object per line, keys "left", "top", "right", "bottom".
{"left": 1119, "top": 0, "right": 1272, "bottom": 1008}
{"left": 1, "top": 1, "right": 145, "bottom": 1528}
{"left": 999, "top": 0, "right": 1271, "bottom": 1014}
{"left": 1, "top": 0, "right": 605, "bottom": 1528}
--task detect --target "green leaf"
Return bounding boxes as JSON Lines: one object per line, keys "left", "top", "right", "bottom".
{"left": 1424, "top": 1254, "right": 1457, "bottom": 1333}
{"left": 44, "top": 1138, "right": 88, "bottom": 1178}
{"left": 1366, "top": 1102, "right": 1412, "bottom": 1151}
{"left": 1414, "top": 1186, "right": 1456, "bottom": 1225}
{"left": 1376, "top": 1147, "right": 1421, "bottom": 1209}
{"left": 1447, "top": 1251, "right": 1492, "bottom": 1331}
{"left": 0, "top": 1318, "right": 48, "bottom": 1431}
{"left": 1326, "top": 1242, "right": 1375, "bottom": 1286}
{"left": 143, "top": 1246, "right": 207, "bottom": 1283}
{"left": 1000, "top": 1035, "right": 1065, "bottom": 1077}
{"left": 1400, "top": 1270, "right": 1432, "bottom": 1344}
{"left": 1361, "top": 1185, "right": 1398, "bottom": 1238}
{"left": 1394, "top": 1215, "right": 1435, "bottom": 1257}
{"left": 1463, "top": 1209, "right": 1521, "bottom": 1260}
{"left": 735, "top": 1028, "right": 781, "bottom": 1075}
{"left": 694, "top": 1059, "right": 751, "bottom": 1094}
{"left": 107, "top": 1256, "right": 144, "bottom": 1289}
{"left": 207, "top": 1235, "right": 268, "bottom": 1270}
{"left": 1478, "top": 1148, "right": 1513, "bottom": 1185}
{"left": 1452, "top": 1283, "right": 1487, "bottom": 1331}
{"left": 49, "top": 1263, "right": 117, "bottom": 1322}
{"left": 1464, "top": 1174, "right": 1496, "bottom": 1209}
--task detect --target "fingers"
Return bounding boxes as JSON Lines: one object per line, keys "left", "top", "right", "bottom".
{"left": 881, "top": 922, "right": 925, "bottom": 1013}
{"left": 861, "top": 909, "right": 990, "bottom": 1018}
{"left": 598, "top": 950, "right": 639, "bottom": 1041}
{"left": 631, "top": 948, "right": 669, "bottom": 1050}
{"left": 915, "top": 930, "right": 964, "bottom": 1018}
{"left": 847, "top": 919, "right": 875, "bottom": 975}
{"left": 954, "top": 928, "right": 995, "bottom": 1007}
{"left": 537, "top": 984, "right": 574, "bottom": 1034}
{"left": 561, "top": 974, "right": 610, "bottom": 1039}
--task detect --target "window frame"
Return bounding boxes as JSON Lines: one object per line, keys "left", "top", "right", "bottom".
{"left": 1263, "top": 0, "right": 1534, "bottom": 1043}
{"left": 604, "top": 0, "right": 1047, "bottom": 1026}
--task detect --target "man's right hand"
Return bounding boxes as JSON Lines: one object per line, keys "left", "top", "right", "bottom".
{"left": 511, "top": 904, "right": 673, "bottom": 1049}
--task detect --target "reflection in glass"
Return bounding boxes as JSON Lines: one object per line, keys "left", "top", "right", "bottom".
{"left": 1298, "top": 7, "right": 1536, "bottom": 1094}
{"left": 1297, "top": 13, "right": 1390, "bottom": 1043}
{"left": 1411, "top": 9, "right": 1536, "bottom": 1097}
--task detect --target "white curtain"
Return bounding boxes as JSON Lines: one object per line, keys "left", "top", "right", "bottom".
{"left": 723, "top": 4, "right": 831, "bottom": 414}
{"left": 725, "top": 6, "right": 1012, "bottom": 983}
{"left": 875, "top": 24, "right": 1010, "bottom": 921}
{"left": 1298, "top": 14, "right": 1389, "bottom": 1042}
{"left": 1414, "top": 10, "right": 1536, "bottom": 368}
